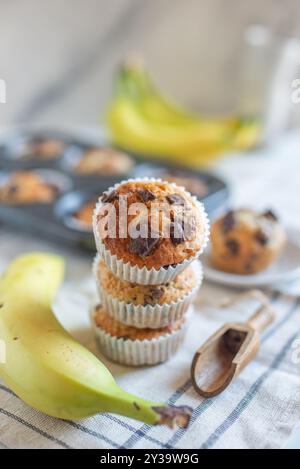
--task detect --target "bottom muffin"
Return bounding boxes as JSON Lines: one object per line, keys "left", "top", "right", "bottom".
{"left": 91, "top": 304, "right": 188, "bottom": 366}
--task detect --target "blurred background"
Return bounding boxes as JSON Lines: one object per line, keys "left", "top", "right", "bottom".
{"left": 1, "top": 2, "right": 300, "bottom": 450}
{"left": 0, "top": 0, "right": 300, "bottom": 129}
{"left": 0, "top": 0, "right": 300, "bottom": 250}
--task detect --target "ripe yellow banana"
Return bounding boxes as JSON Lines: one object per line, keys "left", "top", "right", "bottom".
{"left": 0, "top": 253, "right": 191, "bottom": 427}
{"left": 108, "top": 98, "right": 232, "bottom": 165}
{"left": 118, "top": 61, "right": 200, "bottom": 126}
{"left": 106, "top": 61, "right": 261, "bottom": 166}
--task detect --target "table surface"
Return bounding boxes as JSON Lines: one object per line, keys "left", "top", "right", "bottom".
{"left": 0, "top": 0, "right": 300, "bottom": 448}
{"left": 0, "top": 127, "right": 300, "bottom": 448}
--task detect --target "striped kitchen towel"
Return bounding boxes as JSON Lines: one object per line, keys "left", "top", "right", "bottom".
{"left": 0, "top": 272, "right": 299, "bottom": 449}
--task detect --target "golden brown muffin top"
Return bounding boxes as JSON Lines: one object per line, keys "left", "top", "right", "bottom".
{"left": 95, "top": 180, "right": 207, "bottom": 269}
{"left": 97, "top": 260, "right": 197, "bottom": 305}
{"left": 93, "top": 304, "right": 183, "bottom": 340}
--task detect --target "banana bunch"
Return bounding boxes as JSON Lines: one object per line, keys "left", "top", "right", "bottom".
{"left": 107, "top": 61, "right": 261, "bottom": 167}
{"left": 0, "top": 253, "right": 191, "bottom": 427}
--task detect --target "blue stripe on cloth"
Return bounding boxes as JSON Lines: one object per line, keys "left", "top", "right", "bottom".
{"left": 163, "top": 295, "right": 298, "bottom": 449}
{"left": 0, "top": 441, "right": 10, "bottom": 449}
{"left": 64, "top": 420, "right": 119, "bottom": 448}
{"left": 103, "top": 413, "right": 166, "bottom": 447}
{"left": 200, "top": 330, "right": 299, "bottom": 449}
{"left": 1, "top": 294, "right": 296, "bottom": 450}
{"left": 0, "top": 384, "right": 164, "bottom": 448}
{"left": 0, "top": 408, "right": 72, "bottom": 449}
{"left": 262, "top": 298, "right": 300, "bottom": 342}
{"left": 164, "top": 398, "right": 215, "bottom": 449}
{"left": 124, "top": 292, "right": 282, "bottom": 449}
{"left": 0, "top": 384, "right": 119, "bottom": 448}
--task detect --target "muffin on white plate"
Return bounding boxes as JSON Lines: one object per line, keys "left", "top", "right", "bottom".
{"left": 211, "top": 208, "right": 286, "bottom": 274}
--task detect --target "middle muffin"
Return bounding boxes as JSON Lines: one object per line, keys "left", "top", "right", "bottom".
{"left": 94, "top": 255, "right": 202, "bottom": 329}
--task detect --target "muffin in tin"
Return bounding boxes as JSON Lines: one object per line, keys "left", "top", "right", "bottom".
{"left": 74, "top": 147, "right": 134, "bottom": 176}
{"left": 20, "top": 137, "right": 64, "bottom": 161}
{"left": 72, "top": 198, "right": 97, "bottom": 230}
{"left": 0, "top": 170, "right": 60, "bottom": 204}
{"left": 162, "top": 172, "right": 208, "bottom": 199}
{"left": 93, "top": 179, "right": 208, "bottom": 284}
{"left": 91, "top": 304, "right": 188, "bottom": 365}
{"left": 211, "top": 208, "right": 286, "bottom": 274}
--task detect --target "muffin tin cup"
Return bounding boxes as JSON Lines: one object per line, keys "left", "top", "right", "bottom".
{"left": 93, "top": 254, "right": 203, "bottom": 328}
{"left": 90, "top": 305, "right": 190, "bottom": 366}
{"left": 93, "top": 177, "right": 210, "bottom": 285}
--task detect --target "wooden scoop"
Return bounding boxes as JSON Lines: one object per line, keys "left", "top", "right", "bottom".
{"left": 191, "top": 297, "right": 276, "bottom": 398}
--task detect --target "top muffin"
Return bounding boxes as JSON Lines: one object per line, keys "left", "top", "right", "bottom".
{"left": 94, "top": 180, "right": 208, "bottom": 270}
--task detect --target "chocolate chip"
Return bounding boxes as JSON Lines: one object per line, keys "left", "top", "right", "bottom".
{"left": 144, "top": 287, "right": 163, "bottom": 305}
{"left": 8, "top": 184, "right": 18, "bottom": 194}
{"left": 255, "top": 230, "right": 269, "bottom": 245}
{"left": 101, "top": 190, "right": 118, "bottom": 203}
{"left": 222, "top": 211, "right": 235, "bottom": 233}
{"left": 119, "top": 335, "right": 129, "bottom": 341}
{"left": 170, "top": 221, "right": 185, "bottom": 245}
{"left": 129, "top": 234, "right": 160, "bottom": 257}
{"left": 137, "top": 189, "right": 155, "bottom": 203}
{"left": 166, "top": 194, "right": 185, "bottom": 205}
{"left": 226, "top": 239, "right": 239, "bottom": 255}
{"left": 262, "top": 209, "right": 278, "bottom": 221}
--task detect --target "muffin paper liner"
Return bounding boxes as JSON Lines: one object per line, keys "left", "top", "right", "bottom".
{"left": 92, "top": 177, "right": 209, "bottom": 285}
{"left": 93, "top": 254, "right": 203, "bottom": 328}
{"left": 90, "top": 305, "right": 191, "bottom": 366}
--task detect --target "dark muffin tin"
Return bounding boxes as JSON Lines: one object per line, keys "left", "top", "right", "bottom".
{"left": 0, "top": 129, "right": 229, "bottom": 252}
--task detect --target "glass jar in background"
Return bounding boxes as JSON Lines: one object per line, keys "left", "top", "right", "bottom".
{"left": 237, "top": 24, "right": 300, "bottom": 143}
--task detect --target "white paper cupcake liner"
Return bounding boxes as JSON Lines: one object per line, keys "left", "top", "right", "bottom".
{"left": 92, "top": 177, "right": 209, "bottom": 285}
{"left": 93, "top": 254, "right": 203, "bottom": 329}
{"left": 90, "top": 306, "right": 190, "bottom": 366}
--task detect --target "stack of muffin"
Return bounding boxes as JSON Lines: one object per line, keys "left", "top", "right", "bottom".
{"left": 90, "top": 179, "right": 209, "bottom": 366}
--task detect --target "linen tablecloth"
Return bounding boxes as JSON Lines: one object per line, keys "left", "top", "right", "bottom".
{"left": 0, "top": 131, "right": 300, "bottom": 449}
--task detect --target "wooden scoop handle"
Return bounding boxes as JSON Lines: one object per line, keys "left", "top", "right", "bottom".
{"left": 247, "top": 304, "right": 276, "bottom": 333}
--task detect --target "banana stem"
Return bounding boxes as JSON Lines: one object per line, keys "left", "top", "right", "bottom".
{"left": 103, "top": 386, "right": 192, "bottom": 428}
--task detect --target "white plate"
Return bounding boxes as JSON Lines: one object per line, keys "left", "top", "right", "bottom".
{"left": 202, "top": 227, "right": 300, "bottom": 288}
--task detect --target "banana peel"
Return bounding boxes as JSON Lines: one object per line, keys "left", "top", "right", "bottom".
{"left": 0, "top": 253, "right": 192, "bottom": 427}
